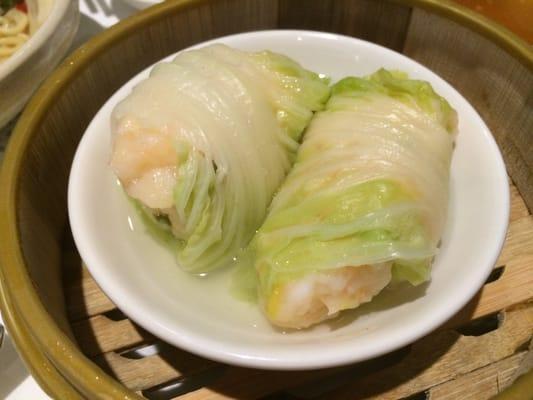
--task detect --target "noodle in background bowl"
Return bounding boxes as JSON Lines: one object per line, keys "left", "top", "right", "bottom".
{"left": 0, "top": 0, "right": 79, "bottom": 129}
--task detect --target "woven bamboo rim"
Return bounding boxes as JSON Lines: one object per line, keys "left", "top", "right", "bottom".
{"left": 0, "top": 0, "right": 531, "bottom": 398}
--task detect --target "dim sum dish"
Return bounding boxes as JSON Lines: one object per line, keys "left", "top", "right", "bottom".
{"left": 69, "top": 30, "right": 509, "bottom": 369}
{"left": 253, "top": 69, "right": 457, "bottom": 329}
{"left": 110, "top": 43, "right": 330, "bottom": 273}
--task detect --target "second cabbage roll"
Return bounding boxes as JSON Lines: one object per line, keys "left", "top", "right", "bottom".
{"left": 253, "top": 69, "right": 457, "bottom": 329}
{"left": 110, "top": 44, "right": 330, "bottom": 273}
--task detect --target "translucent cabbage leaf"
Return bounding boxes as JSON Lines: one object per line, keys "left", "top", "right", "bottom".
{"left": 110, "top": 44, "right": 330, "bottom": 273}
{"left": 251, "top": 69, "right": 457, "bottom": 328}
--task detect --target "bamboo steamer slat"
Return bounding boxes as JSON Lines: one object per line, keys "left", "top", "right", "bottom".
{"left": 59, "top": 196, "right": 533, "bottom": 399}
{"left": 0, "top": 0, "right": 531, "bottom": 399}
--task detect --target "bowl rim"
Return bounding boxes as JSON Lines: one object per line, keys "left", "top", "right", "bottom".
{"left": 0, "top": 0, "right": 71, "bottom": 80}
{"left": 0, "top": 0, "right": 529, "bottom": 397}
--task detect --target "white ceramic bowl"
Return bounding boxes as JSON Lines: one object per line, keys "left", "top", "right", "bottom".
{"left": 0, "top": 0, "right": 79, "bottom": 129}
{"left": 68, "top": 30, "right": 510, "bottom": 370}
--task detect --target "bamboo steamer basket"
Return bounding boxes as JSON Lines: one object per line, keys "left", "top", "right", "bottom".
{"left": 0, "top": 0, "right": 532, "bottom": 399}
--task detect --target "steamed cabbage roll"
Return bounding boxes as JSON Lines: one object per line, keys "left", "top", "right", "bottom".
{"left": 252, "top": 69, "right": 457, "bottom": 328}
{"left": 110, "top": 44, "right": 330, "bottom": 273}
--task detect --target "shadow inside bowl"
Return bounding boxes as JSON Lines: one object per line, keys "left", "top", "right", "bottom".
{"left": 325, "top": 281, "right": 431, "bottom": 331}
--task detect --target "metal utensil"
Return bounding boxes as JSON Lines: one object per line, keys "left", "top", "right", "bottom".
{"left": 0, "top": 321, "right": 4, "bottom": 349}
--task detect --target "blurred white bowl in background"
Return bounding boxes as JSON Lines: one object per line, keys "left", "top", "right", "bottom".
{"left": 0, "top": 0, "right": 79, "bottom": 129}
